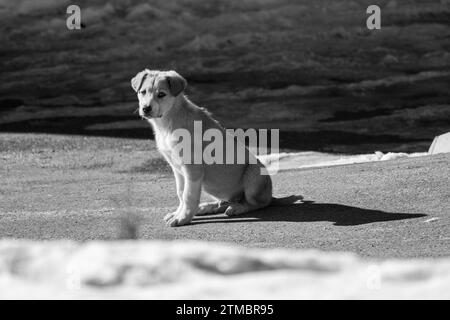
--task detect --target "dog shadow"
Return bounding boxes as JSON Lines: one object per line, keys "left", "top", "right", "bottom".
{"left": 191, "top": 200, "right": 427, "bottom": 226}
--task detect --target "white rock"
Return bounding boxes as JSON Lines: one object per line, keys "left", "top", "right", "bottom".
{"left": 0, "top": 240, "right": 450, "bottom": 299}
{"left": 428, "top": 132, "right": 450, "bottom": 154}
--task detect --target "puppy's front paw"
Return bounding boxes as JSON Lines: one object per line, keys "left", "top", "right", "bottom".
{"left": 166, "top": 214, "right": 192, "bottom": 227}
{"left": 163, "top": 211, "right": 177, "bottom": 222}
{"left": 164, "top": 203, "right": 183, "bottom": 222}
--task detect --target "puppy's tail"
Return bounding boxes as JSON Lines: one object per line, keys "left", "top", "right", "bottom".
{"left": 269, "top": 195, "right": 304, "bottom": 206}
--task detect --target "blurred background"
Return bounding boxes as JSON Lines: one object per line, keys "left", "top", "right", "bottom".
{"left": 0, "top": 0, "right": 449, "bottom": 153}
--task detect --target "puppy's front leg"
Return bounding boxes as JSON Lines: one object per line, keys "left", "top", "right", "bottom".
{"left": 166, "top": 166, "right": 203, "bottom": 227}
{"left": 173, "top": 169, "right": 185, "bottom": 214}
{"left": 163, "top": 169, "right": 184, "bottom": 222}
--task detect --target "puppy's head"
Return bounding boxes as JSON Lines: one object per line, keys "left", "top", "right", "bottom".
{"left": 131, "top": 69, "right": 187, "bottom": 119}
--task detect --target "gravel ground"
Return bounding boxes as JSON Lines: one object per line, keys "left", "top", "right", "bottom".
{"left": 0, "top": 134, "right": 449, "bottom": 259}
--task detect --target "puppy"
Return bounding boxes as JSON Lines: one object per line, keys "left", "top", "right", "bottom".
{"left": 131, "top": 69, "right": 281, "bottom": 227}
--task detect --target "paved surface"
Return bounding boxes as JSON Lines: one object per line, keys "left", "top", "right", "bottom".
{"left": 0, "top": 134, "right": 449, "bottom": 258}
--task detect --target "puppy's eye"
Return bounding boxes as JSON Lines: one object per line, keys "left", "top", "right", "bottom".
{"left": 157, "top": 92, "right": 166, "bottom": 98}
{"left": 139, "top": 90, "right": 146, "bottom": 95}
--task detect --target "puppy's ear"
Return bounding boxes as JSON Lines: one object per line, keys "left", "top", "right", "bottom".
{"left": 165, "top": 71, "right": 187, "bottom": 96}
{"left": 131, "top": 69, "right": 149, "bottom": 92}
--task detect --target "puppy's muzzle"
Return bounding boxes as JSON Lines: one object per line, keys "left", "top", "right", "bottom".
{"left": 142, "top": 105, "right": 152, "bottom": 115}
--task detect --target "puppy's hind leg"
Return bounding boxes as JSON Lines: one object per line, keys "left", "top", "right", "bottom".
{"left": 224, "top": 202, "right": 255, "bottom": 216}
{"left": 197, "top": 200, "right": 229, "bottom": 216}
{"left": 225, "top": 164, "right": 272, "bottom": 217}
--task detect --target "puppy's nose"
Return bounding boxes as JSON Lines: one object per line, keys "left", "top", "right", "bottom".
{"left": 142, "top": 105, "right": 152, "bottom": 114}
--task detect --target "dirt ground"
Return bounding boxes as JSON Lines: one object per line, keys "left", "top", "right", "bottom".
{"left": 1, "top": 133, "right": 448, "bottom": 259}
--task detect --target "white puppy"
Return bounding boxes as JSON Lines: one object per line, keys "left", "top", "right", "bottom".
{"left": 131, "top": 69, "right": 295, "bottom": 227}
